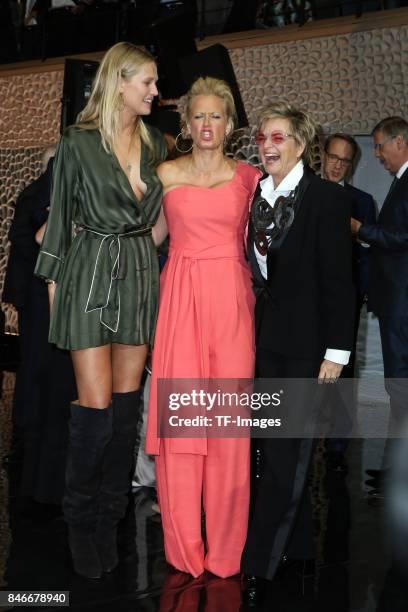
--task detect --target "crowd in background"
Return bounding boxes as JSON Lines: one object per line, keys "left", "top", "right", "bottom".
{"left": 2, "top": 0, "right": 408, "bottom": 64}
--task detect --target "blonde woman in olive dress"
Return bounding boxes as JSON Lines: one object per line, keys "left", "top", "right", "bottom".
{"left": 35, "top": 42, "right": 167, "bottom": 579}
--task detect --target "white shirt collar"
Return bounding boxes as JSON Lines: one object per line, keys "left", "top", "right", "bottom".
{"left": 397, "top": 160, "right": 408, "bottom": 179}
{"left": 260, "top": 160, "right": 304, "bottom": 200}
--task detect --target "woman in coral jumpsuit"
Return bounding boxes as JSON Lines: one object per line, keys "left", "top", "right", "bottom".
{"left": 147, "top": 77, "right": 261, "bottom": 578}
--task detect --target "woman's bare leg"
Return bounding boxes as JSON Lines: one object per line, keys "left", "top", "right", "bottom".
{"left": 111, "top": 343, "right": 148, "bottom": 392}
{"left": 70, "top": 345, "right": 112, "bottom": 408}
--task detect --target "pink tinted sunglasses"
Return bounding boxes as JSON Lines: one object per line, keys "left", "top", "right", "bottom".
{"left": 255, "top": 131, "right": 294, "bottom": 146}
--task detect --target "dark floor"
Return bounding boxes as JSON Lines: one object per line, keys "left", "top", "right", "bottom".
{"left": 1, "top": 375, "right": 408, "bottom": 610}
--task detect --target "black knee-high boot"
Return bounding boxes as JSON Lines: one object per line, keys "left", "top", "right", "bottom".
{"left": 63, "top": 403, "right": 112, "bottom": 579}
{"left": 96, "top": 389, "right": 142, "bottom": 572}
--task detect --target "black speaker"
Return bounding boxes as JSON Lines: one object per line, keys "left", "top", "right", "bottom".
{"left": 179, "top": 44, "right": 248, "bottom": 128}
{"left": 145, "top": 102, "right": 181, "bottom": 138}
{"left": 146, "top": 2, "right": 197, "bottom": 99}
{"left": 0, "top": 1, "right": 19, "bottom": 63}
{"left": 61, "top": 59, "right": 99, "bottom": 133}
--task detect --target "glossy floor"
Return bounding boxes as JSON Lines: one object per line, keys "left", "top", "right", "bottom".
{"left": 2, "top": 437, "right": 408, "bottom": 612}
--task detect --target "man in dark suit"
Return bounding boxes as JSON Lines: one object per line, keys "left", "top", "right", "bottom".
{"left": 3, "top": 158, "right": 53, "bottom": 435}
{"left": 241, "top": 103, "right": 355, "bottom": 601}
{"left": 323, "top": 133, "right": 376, "bottom": 309}
{"left": 3, "top": 153, "right": 77, "bottom": 506}
{"left": 322, "top": 133, "right": 376, "bottom": 468}
{"left": 352, "top": 116, "right": 408, "bottom": 483}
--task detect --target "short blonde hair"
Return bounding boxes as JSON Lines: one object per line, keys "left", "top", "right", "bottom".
{"left": 180, "top": 76, "right": 237, "bottom": 137}
{"left": 75, "top": 42, "right": 156, "bottom": 155}
{"left": 257, "top": 102, "right": 318, "bottom": 166}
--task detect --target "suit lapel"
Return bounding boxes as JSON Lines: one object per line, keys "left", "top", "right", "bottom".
{"left": 344, "top": 183, "right": 357, "bottom": 218}
{"left": 379, "top": 173, "right": 406, "bottom": 220}
{"left": 265, "top": 169, "right": 313, "bottom": 285}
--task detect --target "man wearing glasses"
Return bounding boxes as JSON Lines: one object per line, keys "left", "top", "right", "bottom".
{"left": 322, "top": 134, "right": 376, "bottom": 471}
{"left": 323, "top": 133, "right": 376, "bottom": 313}
{"left": 351, "top": 117, "right": 408, "bottom": 492}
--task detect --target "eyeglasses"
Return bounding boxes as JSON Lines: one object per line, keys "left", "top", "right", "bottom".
{"left": 325, "top": 152, "right": 352, "bottom": 168}
{"left": 255, "top": 131, "right": 294, "bottom": 146}
{"left": 373, "top": 136, "right": 394, "bottom": 151}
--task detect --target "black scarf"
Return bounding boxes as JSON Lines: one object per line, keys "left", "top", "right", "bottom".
{"left": 251, "top": 169, "right": 312, "bottom": 286}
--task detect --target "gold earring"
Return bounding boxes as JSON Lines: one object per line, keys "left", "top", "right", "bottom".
{"left": 175, "top": 132, "right": 193, "bottom": 154}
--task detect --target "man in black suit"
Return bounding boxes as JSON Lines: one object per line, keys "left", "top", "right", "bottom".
{"left": 352, "top": 116, "right": 408, "bottom": 480}
{"left": 323, "top": 133, "right": 376, "bottom": 309}
{"left": 241, "top": 103, "right": 355, "bottom": 599}
{"left": 322, "top": 133, "right": 376, "bottom": 468}
{"left": 3, "top": 152, "right": 77, "bottom": 505}
{"left": 3, "top": 157, "right": 53, "bottom": 433}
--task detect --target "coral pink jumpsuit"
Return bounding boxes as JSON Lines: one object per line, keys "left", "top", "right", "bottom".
{"left": 146, "top": 161, "right": 262, "bottom": 578}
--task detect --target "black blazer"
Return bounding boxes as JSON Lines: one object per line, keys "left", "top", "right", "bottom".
{"left": 359, "top": 166, "right": 408, "bottom": 318}
{"left": 247, "top": 169, "right": 355, "bottom": 361}
{"left": 343, "top": 182, "right": 376, "bottom": 301}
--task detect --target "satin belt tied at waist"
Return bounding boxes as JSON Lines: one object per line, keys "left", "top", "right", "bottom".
{"left": 162, "top": 242, "right": 245, "bottom": 379}
{"left": 82, "top": 225, "right": 152, "bottom": 333}
{"left": 168, "top": 244, "right": 244, "bottom": 260}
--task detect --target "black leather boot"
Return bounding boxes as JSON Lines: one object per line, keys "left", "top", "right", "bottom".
{"left": 63, "top": 403, "right": 112, "bottom": 579}
{"left": 96, "top": 390, "right": 141, "bottom": 572}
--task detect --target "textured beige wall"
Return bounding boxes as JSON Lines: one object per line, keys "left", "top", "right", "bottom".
{"left": 0, "top": 71, "right": 62, "bottom": 148}
{"left": 231, "top": 26, "right": 408, "bottom": 133}
{"left": 0, "top": 71, "right": 62, "bottom": 330}
{"left": 1, "top": 23, "right": 408, "bottom": 332}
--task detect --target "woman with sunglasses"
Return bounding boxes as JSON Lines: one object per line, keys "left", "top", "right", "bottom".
{"left": 241, "top": 102, "right": 355, "bottom": 601}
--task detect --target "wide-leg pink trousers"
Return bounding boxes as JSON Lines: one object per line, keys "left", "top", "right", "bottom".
{"left": 155, "top": 437, "right": 250, "bottom": 578}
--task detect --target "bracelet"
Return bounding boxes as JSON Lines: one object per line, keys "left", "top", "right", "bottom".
{"left": 45, "top": 279, "right": 56, "bottom": 285}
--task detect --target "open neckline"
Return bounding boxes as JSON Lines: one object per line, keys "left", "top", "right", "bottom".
{"left": 112, "top": 135, "right": 147, "bottom": 205}
{"left": 163, "top": 161, "right": 242, "bottom": 197}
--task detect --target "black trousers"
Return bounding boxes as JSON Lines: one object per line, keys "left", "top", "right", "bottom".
{"left": 241, "top": 349, "right": 321, "bottom": 580}
{"left": 17, "top": 284, "right": 77, "bottom": 504}
{"left": 327, "top": 297, "right": 363, "bottom": 454}
{"left": 12, "top": 294, "right": 48, "bottom": 429}
{"left": 378, "top": 315, "right": 408, "bottom": 436}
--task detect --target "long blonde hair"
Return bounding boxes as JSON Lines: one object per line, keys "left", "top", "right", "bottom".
{"left": 75, "top": 42, "right": 156, "bottom": 155}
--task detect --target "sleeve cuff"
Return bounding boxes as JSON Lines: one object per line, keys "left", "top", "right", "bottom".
{"left": 34, "top": 250, "right": 62, "bottom": 282}
{"left": 324, "top": 348, "right": 350, "bottom": 365}
{"left": 357, "top": 224, "right": 370, "bottom": 243}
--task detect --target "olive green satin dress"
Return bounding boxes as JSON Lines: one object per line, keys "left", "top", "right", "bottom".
{"left": 34, "top": 125, "right": 167, "bottom": 350}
